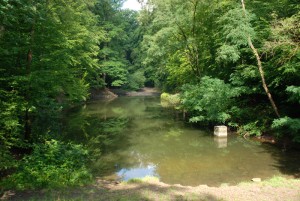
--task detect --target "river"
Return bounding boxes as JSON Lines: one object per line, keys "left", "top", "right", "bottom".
{"left": 62, "top": 96, "right": 300, "bottom": 186}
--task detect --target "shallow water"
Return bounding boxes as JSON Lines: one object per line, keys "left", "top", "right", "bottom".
{"left": 63, "top": 96, "right": 300, "bottom": 186}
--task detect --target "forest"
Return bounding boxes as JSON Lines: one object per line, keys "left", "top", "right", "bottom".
{"left": 0, "top": 0, "right": 299, "bottom": 194}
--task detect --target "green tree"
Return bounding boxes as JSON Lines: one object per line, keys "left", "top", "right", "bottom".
{"left": 0, "top": 0, "right": 100, "bottom": 171}
{"left": 140, "top": 0, "right": 226, "bottom": 90}
{"left": 93, "top": 0, "right": 143, "bottom": 89}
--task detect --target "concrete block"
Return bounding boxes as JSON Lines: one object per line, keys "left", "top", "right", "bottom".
{"left": 214, "top": 126, "right": 227, "bottom": 137}
{"left": 251, "top": 178, "right": 261, "bottom": 182}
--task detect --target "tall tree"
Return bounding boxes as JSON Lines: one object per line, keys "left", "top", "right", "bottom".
{"left": 93, "top": 0, "right": 142, "bottom": 89}
{"left": 240, "top": 0, "right": 280, "bottom": 117}
{"left": 140, "top": 0, "right": 223, "bottom": 90}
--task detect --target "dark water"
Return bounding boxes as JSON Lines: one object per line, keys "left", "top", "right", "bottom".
{"left": 63, "top": 96, "right": 300, "bottom": 186}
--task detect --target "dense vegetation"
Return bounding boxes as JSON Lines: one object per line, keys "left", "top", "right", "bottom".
{"left": 140, "top": 0, "right": 299, "bottom": 140}
{"left": 0, "top": 0, "right": 299, "bottom": 191}
{"left": 0, "top": 0, "right": 141, "bottom": 191}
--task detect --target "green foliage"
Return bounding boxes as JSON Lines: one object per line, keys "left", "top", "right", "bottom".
{"left": 217, "top": 44, "right": 240, "bottom": 63}
{"left": 94, "top": 1, "right": 142, "bottom": 88}
{"left": 220, "top": 8, "right": 256, "bottom": 46}
{"left": 102, "top": 62, "right": 128, "bottom": 87}
{"left": 286, "top": 86, "right": 300, "bottom": 104}
{"left": 0, "top": 91, "right": 25, "bottom": 171}
{"left": 2, "top": 140, "right": 91, "bottom": 190}
{"left": 272, "top": 117, "right": 300, "bottom": 142}
{"left": 0, "top": 0, "right": 101, "bottom": 144}
{"left": 217, "top": 7, "right": 256, "bottom": 63}
{"left": 140, "top": 0, "right": 222, "bottom": 89}
{"left": 237, "top": 121, "right": 264, "bottom": 136}
{"left": 181, "top": 76, "right": 237, "bottom": 124}
{"left": 0, "top": 0, "right": 103, "bottom": 176}
{"left": 164, "top": 51, "right": 196, "bottom": 91}
{"left": 263, "top": 11, "right": 300, "bottom": 93}
{"left": 0, "top": 147, "right": 16, "bottom": 172}
{"left": 125, "top": 71, "right": 146, "bottom": 90}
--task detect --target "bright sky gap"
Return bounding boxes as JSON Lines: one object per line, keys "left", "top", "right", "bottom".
{"left": 122, "top": 0, "right": 142, "bottom": 11}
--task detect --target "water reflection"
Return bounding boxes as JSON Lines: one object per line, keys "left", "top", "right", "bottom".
{"left": 214, "top": 137, "right": 227, "bottom": 148}
{"left": 63, "top": 96, "right": 300, "bottom": 186}
{"left": 117, "top": 164, "right": 158, "bottom": 181}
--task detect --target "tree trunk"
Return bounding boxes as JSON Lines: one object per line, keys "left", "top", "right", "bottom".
{"left": 241, "top": 0, "right": 280, "bottom": 118}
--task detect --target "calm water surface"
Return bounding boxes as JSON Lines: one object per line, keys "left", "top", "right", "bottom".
{"left": 64, "top": 96, "right": 300, "bottom": 186}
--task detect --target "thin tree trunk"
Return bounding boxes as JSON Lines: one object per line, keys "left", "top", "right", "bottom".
{"left": 241, "top": 0, "right": 280, "bottom": 118}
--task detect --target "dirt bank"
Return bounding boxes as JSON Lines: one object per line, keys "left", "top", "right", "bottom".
{"left": 3, "top": 177, "right": 300, "bottom": 201}
{"left": 90, "top": 88, "right": 118, "bottom": 100}
{"left": 111, "top": 87, "right": 161, "bottom": 97}
{"left": 89, "top": 87, "right": 161, "bottom": 101}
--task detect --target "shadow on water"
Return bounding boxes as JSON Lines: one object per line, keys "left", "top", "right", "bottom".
{"left": 259, "top": 144, "right": 300, "bottom": 178}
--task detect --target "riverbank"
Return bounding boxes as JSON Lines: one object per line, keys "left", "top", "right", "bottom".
{"left": 2, "top": 176, "right": 300, "bottom": 201}
{"left": 89, "top": 87, "right": 161, "bottom": 100}
{"left": 111, "top": 87, "right": 161, "bottom": 97}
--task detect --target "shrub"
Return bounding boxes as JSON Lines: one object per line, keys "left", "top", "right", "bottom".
{"left": 272, "top": 117, "right": 300, "bottom": 142}
{"left": 2, "top": 140, "right": 92, "bottom": 190}
{"left": 181, "top": 76, "right": 237, "bottom": 124}
{"left": 126, "top": 71, "right": 146, "bottom": 91}
{"left": 237, "top": 121, "right": 264, "bottom": 136}
{"left": 160, "top": 92, "right": 180, "bottom": 108}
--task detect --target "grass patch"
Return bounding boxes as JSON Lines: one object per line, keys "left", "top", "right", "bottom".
{"left": 124, "top": 178, "right": 144, "bottom": 184}
{"left": 238, "top": 176, "right": 300, "bottom": 188}
{"left": 123, "top": 176, "right": 160, "bottom": 184}
{"left": 261, "top": 176, "right": 300, "bottom": 188}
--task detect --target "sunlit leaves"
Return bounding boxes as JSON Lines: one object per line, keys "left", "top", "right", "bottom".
{"left": 217, "top": 8, "right": 256, "bottom": 63}
{"left": 263, "top": 12, "right": 300, "bottom": 90}
{"left": 223, "top": 8, "right": 256, "bottom": 44}
{"left": 217, "top": 44, "right": 240, "bottom": 63}
{"left": 286, "top": 86, "right": 300, "bottom": 104}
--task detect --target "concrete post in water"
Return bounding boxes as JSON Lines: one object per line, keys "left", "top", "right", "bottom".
{"left": 214, "top": 126, "right": 227, "bottom": 137}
